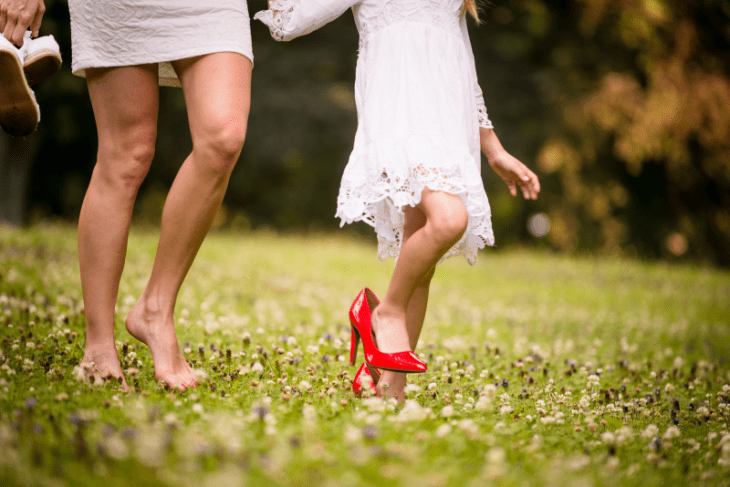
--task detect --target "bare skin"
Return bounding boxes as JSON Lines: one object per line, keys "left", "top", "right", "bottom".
{"left": 0, "top": 0, "right": 44, "bottom": 46}
{"left": 374, "top": 128, "right": 540, "bottom": 402}
{"left": 79, "top": 53, "right": 252, "bottom": 391}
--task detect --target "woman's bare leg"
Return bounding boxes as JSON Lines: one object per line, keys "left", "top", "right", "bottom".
{"left": 374, "top": 191, "right": 468, "bottom": 400}
{"left": 125, "top": 53, "right": 252, "bottom": 390}
{"left": 79, "top": 65, "right": 160, "bottom": 390}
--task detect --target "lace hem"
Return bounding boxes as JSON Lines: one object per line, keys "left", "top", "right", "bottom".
{"left": 336, "top": 164, "right": 494, "bottom": 266}
{"left": 477, "top": 105, "right": 493, "bottom": 130}
{"left": 253, "top": 0, "right": 298, "bottom": 40}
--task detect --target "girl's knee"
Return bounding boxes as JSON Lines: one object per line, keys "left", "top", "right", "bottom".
{"left": 430, "top": 202, "right": 468, "bottom": 247}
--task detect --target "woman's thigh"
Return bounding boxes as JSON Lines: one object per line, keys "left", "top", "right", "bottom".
{"left": 172, "top": 53, "right": 252, "bottom": 153}
{"left": 86, "top": 64, "right": 160, "bottom": 161}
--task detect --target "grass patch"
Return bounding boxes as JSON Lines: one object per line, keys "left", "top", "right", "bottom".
{"left": 1, "top": 223, "right": 729, "bottom": 486}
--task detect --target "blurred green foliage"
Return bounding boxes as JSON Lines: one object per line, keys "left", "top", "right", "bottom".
{"left": 18, "top": 0, "right": 730, "bottom": 266}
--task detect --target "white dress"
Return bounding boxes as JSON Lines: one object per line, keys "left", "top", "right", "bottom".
{"left": 69, "top": 0, "right": 254, "bottom": 87}
{"left": 256, "top": 0, "right": 495, "bottom": 264}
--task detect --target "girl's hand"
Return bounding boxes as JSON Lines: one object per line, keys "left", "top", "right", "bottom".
{"left": 480, "top": 128, "right": 540, "bottom": 200}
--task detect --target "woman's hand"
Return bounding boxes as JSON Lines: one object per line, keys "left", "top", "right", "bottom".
{"left": 0, "top": 0, "right": 44, "bottom": 46}
{"left": 480, "top": 128, "right": 540, "bottom": 200}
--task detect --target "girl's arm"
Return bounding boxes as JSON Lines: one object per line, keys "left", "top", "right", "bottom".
{"left": 460, "top": 15, "right": 540, "bottom": 200}
{"left": 254, "top": 0, "right": 360, "bottom": 41}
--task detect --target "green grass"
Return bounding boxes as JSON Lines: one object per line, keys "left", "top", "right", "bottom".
{"left": 1, "top": 223, "right": 729, "bottom": 486}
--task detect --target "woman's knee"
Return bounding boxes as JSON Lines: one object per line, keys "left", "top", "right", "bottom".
{"left": 96, "top": 135, "right": 155, "bottom": 194}
{"left": 193, "top": 115, "right": 247, "bottom": 175}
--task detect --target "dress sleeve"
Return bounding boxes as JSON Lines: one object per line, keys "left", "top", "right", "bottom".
{"left": 254, "top": 0, "right": 360, "bottom": 41}
{"left": 460, "top": 15, "right": 494, "bottom": 130}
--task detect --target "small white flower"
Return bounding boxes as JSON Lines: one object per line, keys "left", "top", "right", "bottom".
{"left": 441, "top": 405, "right": 455, "bottom": 418}
{"left": 663, "top": 426, "right": 680, "bottom": 441}
{"left": 192, "top": 403, "right": 204, "bottom": 414}
{"left": 499, "top": 405, "right": 514, "bottom": 415}
{"left": 435, "top": 424, "right": 452, "bottom": 438}
{"left": 641, "top": 424, "right": 659, "bottom": 441}
{"left": 299, "top": 380, "right": 311, "bottom": 390}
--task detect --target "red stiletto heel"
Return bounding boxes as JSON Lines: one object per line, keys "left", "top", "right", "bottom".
{"left": 353, "top": 362, "right": 380, "bottom": 396}
{"left": 349, "top": 288, "right": 427, "bottom": 373}
{"left": 350, "top": 328, "right": 360, "bottom": 365}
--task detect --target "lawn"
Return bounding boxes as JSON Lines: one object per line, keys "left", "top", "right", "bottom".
{"left": 1, "top": 224, "right": 729, "bottom": 486}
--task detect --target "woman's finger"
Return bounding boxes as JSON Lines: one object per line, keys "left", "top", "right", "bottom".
{"left": 30, "top": 5, "right": 44, "bottom": 38}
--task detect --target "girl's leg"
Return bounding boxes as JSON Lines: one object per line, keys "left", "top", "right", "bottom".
{"left": 79, "top": 65, "right": 160, "bottom": 390}
{"left": 125, "top": 53, "right": 252, "bottom": 390}
{"left": 374, "top": 190, "right": 468, "bottom": 398}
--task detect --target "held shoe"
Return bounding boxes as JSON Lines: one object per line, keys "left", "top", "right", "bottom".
{"left": 349, "top": 287, "right": 427, "bottom": 374}
{"left": 21, "top": 31, "right": 62, "bottom": 86}
{"left": 0, "top": 35, "right": 40, "bottom": 136}
{"left": 353, "top": 362, "right": 380, "bottom": 397}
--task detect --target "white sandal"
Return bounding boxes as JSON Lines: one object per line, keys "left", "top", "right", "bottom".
{"left": 0, "top": 35, "right": 40, "bottom": 137}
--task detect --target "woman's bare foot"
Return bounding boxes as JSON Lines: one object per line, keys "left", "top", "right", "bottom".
{"left": 125, "top": 295, "right": 197, "bottom": 391}
{"left": 80, "top": 349, "right": 129, "bottom": 391}
{"left": 371, "top": 307, "right": 412, "bottom": 354}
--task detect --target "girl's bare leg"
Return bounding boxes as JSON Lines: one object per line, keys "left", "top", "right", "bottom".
{"left": 377, "top": 206, "right": 436, "bottom": 401}
{"left": 79, "top": 65, "right": 160, "bottom": 390}
{"left": 125, "top": 53, "right": 252, "bottom": 390}
{"left": 375, "top": 190, "right": 468, "bottom": 400}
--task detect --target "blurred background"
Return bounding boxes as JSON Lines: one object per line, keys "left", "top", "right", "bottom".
{"left": 1, "top": 0, "right": 729, "bottom": 267}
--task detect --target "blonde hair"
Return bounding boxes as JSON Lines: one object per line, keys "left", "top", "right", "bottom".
{"left": 464, "top": 0, "right": 480, "bottom": 23}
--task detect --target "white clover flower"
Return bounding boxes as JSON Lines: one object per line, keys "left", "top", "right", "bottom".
{"left": 499, "top": 405, "right": 514, "bottom": 416}
{"left": 298, "top": 380, "right": 311, "bottom": 390}
{"left": 192, "top": 403, "right": 204, "bottom": 414}
{"left": 25, "top": 342, "right": 35, "bottom": 349}
{"left": 475, "top": 396, "right": 493, "bottom": 412}
{"left": 673, "top": 356, "right": 684, "bottom": 369}
{"left": 457, "top": 419, "right": 480, "bottom": 438}
{"left": 641, "top": 424, "right": 659, "bottom": 440}
{"left": 616, "top": 426, "right": 634, "bottom": 446}
{"left": 649, "top": 371, "right": 656, "bottom": 379}
{"left": 344, "top": 424, "right": 362, "bottom": 443}
{"left": 664, "top": 383, "right": 675, "bottom": 393}
{"left": 663, "top": 426, "right": 681, "bottom": 441}
{"left": 601, "top": 432, "right": 616, "bottom": 445}
{"left": 428, "top": 382, "right": 437, "bottom": 390}
{"left": 251, "top": 362, "right": 264, "bottom": 373}
{"left": 435, "top": 424, "right": 452, "bottom": 438}
{"left": 540, "top": 416, "right": 556, "bottom": 425}
{"left": 482, "top": 384, "right": 497, "bottom": 399}
{"left": 392, "top": 400, "right": 433, "bottom": 423}
{"left": 440, "top": 405, "right": 455, "bottom": 418}
{"left": 499, "top": 393, "right": 510, "bottom": 403}
{"left": 481, "top": 447, "right": 504, "bottom": 466}
{"left": 404, "top": 383, "right": 421, "bottom": 394}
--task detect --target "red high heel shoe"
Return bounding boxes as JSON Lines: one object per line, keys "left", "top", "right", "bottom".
{"left": 349, "top": 288, "right": 427, "bottom": 373}
{"left": 353, "top": 362, "right": 380, "bottom": 396}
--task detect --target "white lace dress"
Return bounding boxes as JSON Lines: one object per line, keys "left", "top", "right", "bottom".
{"left": 255, "top": 0, "right": 495, "bottom": 264}
{"left": 69, "top": 0, "right": 253, "bottom": 87}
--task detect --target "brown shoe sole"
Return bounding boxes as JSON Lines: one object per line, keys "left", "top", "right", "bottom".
{"left": 0, "top": 47, "right": 39, "bottom": 137}
{"left": 24, "top": 49, "right": 62, "bottom": 86}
